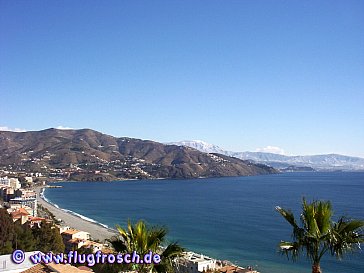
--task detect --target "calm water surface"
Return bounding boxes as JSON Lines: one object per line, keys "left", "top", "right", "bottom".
{"left": 45, "top": 172, "right": 364, "bottom": 273}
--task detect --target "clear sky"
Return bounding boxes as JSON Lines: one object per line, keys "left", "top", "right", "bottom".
{"left": 1, "top": 0, "right": 363, "bottom": 157}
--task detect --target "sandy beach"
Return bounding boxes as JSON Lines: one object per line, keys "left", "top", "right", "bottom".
{"left": 35, "top": 186, "right": 117, "bottom": 241}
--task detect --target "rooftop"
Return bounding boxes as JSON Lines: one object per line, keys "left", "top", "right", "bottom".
{"left": 0, "top": 251, "right": 41, "bottom": 272}
{"left": 21, "top": 263, "right": 52, "bottom": 273}
{"left": 68, "top": 238, "right": 87, "bottom": 244}
{"left": 182, "top": 251, "right": 215, "bottom": 263}
{"left": 11, "top": 207, "right": 30, "bottom": 218}
{"left": 62, "top": 228, "right": 82, "bottom": 235}
{"left": 29, "top": 216, "right": 46, "bottom": 222}
{"left": 220, "top": 265, "right": 258, "bottom": 273}
{"left": 22, "top": 263, "right": 93, "bottom": 273}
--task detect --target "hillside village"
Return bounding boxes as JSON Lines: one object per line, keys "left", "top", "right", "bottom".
{"left": 2, "top": 149, "right": 159, "bottom": 181}
{"left": 0, "top": 129, "right": 277, "bottom": 181}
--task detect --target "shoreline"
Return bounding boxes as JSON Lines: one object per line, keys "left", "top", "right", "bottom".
{"left": 36, "top": 185, "right": 258, "bottom": 272}
{"left": 46, "top": 172, "right": 279, "bottom": 184}
{"left": 35, "top": 186, "right": 118, "bottom": 241}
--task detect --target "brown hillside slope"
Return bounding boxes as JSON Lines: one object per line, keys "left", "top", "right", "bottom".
{"left": 0, "top": 128, "right": 277, "bottom": 180}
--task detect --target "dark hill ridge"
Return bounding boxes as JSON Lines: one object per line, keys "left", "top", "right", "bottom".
{"left": 0, "top": 128, "right": 277, "bottom": 180}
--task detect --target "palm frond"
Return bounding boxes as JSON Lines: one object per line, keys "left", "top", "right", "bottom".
{"left": 279, "top": 241, "right": 302, "bottom": 261}
{"left": 330, "top": 217, "right": 364, "bottom": 258}
{"left": 276, "top": 206, "right": 299, "bottom": 229}
{"left": 108, "top": 235, "right": 128, "bottom": 253}
{"left": 277, "top": 198, "right": 364, "bottom": 269}
{"left": 111, "top": 219, "right": 183, "bottom": 273}
{"left": 161, "top": 242, "right": 185, "bottom": 258}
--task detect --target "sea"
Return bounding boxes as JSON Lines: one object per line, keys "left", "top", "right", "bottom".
{"left": 44, "top": 172, "right": 364, "bottom": 273}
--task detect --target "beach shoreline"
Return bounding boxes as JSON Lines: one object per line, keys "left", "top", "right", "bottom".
{"left": 35, "top": 185, "right": 257, "bottom": 272}
{"left": 35, "top": 186, "right": 117, "bottom": 241}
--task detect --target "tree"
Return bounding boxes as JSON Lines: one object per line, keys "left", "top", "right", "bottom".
{"left": 0, "top": 208, "right": 14, "bottom": 254}
{"left": 32, "top": 221, "right": 65, "bottom": 253}
{"left": 13, "top": 221, "right": 37, "bottom": 251}
{"left": 109, "top": 220, "right": 184, "bottom": 273}
{"left": 276, "top": 198, "right": 364, "bottom": 273}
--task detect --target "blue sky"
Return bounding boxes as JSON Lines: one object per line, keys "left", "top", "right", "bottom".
{"left": 1, "top": 1, "right": 363, "bottom": 157}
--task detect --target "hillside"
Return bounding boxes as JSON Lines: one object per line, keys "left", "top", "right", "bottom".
{"left": 0, "top": 129, "right": 277, "bottom": 180}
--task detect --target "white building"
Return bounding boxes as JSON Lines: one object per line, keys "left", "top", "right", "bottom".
{"left": 9, "top": 190, "right": 37, "bottom": 217}
{"left": 177, "top": 252, "right": 218, "bottom": 273}
{"left": 57, "top": 225, "right": 71, "bottom": 234}
{"left": 0, "top": 176, "right": 10, "bottom": 187}
{"left": 0, "top": 177, "right": 20, "bottom": 190}
{"left": 61, "top": 229, "right": 91, "bottom": 241}
{"left": 9, "top": 178, "right": 21, "bottom": 190}
{"left": 0, "top": 251, "right": 41, "bottom": 273}
{"left": 24, "top": 176, "right": 33, "bottom": 183}
{"left": 0, "top": 252, "right": 92, "bottom": 272}
{"left": 61, "top": 229, "right": 91, "bottom": 251}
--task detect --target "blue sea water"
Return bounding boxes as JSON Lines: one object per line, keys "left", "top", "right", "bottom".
{"left": 44, "top": 172, "right": 364, "bottom": 273}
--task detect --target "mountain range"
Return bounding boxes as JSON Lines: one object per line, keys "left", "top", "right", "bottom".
{"left": 167, "top": 140, "right": 364, "bottom": 171}
{"left": 0, "top": 129, "right": 276, "bottom": 181}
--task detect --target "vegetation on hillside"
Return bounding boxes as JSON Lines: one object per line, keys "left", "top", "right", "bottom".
{"left": 0, "top": 128, "right": 277, "bottom": 180}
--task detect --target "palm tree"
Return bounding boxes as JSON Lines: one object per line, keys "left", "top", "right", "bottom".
{"left": 109, "top": 220, "right": 184, "bottom": 273}
{"left": 276, "top": 198, "right": 364, "bottom": 273}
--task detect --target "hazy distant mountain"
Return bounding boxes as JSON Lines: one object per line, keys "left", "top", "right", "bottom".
{"left": 167, "top": 140, "right": 226, "bottom": 154}
{"left": 169, "top": 141, "right": 364, "bottom": 171}
{"left": 0, "top": 129, "right": 277, "bottom": 181}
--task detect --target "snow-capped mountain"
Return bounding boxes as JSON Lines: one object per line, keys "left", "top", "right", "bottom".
{"left": 167, "top": 141, "right": 364, "bottom": 171}
{"left": 167, "top": 140, "right": 226, "bottom": 154}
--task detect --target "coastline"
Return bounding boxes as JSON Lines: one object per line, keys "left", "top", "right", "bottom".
{"left": 35, "top": 185, "right": 248, "bottom": 268}
{"left": 35, "top": 186, "right": 117, "bottom": 241}
{"left": 35, "top": 184, "right": 261, "bottom": 272}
